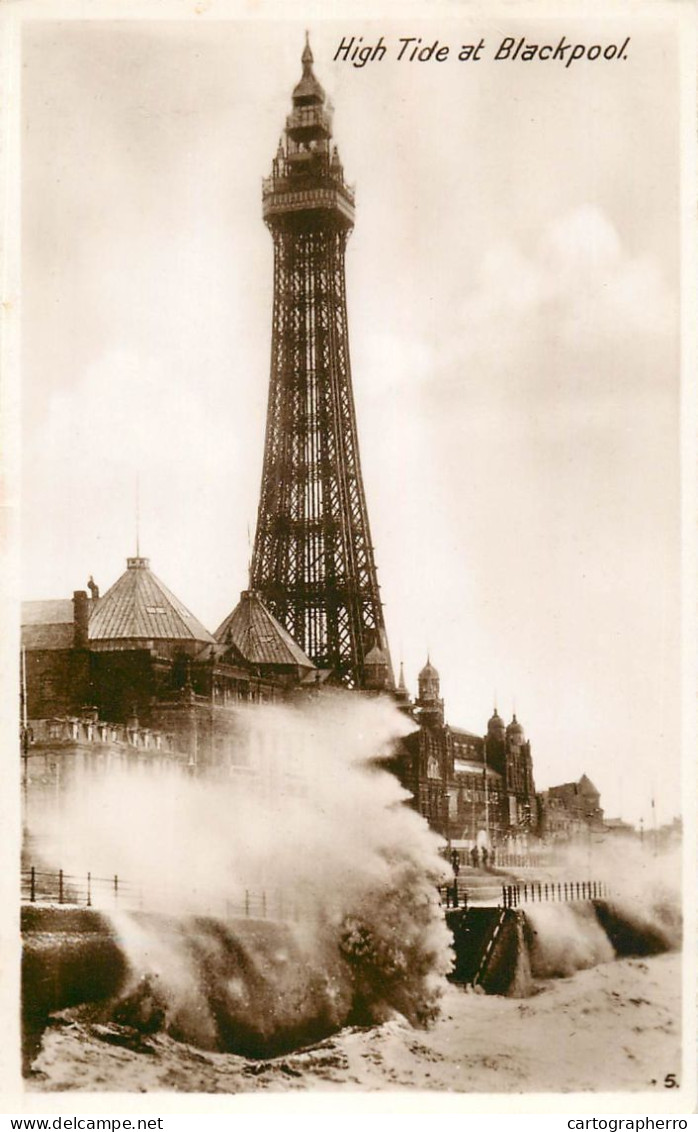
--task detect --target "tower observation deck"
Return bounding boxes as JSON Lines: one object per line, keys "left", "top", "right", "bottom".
{"left": 250, "top": 37, "right": 394, "bottom": 689}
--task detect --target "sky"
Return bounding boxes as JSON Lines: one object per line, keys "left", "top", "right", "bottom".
{"left": 20, "top": 12, "right": 685, "bottom": 826}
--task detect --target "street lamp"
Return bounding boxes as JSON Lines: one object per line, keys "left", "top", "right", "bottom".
{"left": 444, "top": 789, "right": 451, "bottom": 853}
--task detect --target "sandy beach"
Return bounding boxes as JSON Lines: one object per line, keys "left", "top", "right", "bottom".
{"left": 28, "top": 952, "right": 682, "bottom": 1095}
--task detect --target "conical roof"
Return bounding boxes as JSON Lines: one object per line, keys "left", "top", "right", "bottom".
{"left": 215, "top": 590, "right": 314, "bottom": 670}
{"left": 364, "top": 644, "right": 388, "bottom": 666}
{"left": 88, "top": 557, "right": 215, "bottom": 645}
{"left": 293, "top": 33, "right": 325, "bottom": 104}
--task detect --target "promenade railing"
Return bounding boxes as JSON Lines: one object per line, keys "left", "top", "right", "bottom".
{"left": 20, "top": 866, "right": 290, "bottom": 921}
{"left": 501, "top": 879, "right": 608, "bottom": 908}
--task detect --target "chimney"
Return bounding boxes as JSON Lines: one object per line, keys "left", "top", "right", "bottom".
{"left": 73, "top": 590, "right": 89, "bottom": 649}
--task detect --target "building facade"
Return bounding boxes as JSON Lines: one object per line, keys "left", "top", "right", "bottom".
{"left": 392, "top": 659, "right": 539, "bottom": 852}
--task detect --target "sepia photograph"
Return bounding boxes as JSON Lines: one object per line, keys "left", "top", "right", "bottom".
{"left": 6, "top": 1, "right": 694, "bottom": 1108}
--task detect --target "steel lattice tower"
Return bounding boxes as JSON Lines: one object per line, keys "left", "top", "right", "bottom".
{"left": 250, "top": 38, "right": 394, "bottom": 690}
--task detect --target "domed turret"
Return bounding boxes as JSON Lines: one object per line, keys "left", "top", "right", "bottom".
{"left": 487, "top": 709, "right": 506, "bottom": 740}
{"left": 363, "top": 643, "right": 391, "bottom": 692}
{"left": 416, "top": 655, "right": 444, "bottom": 725}
{"left": 507, "top": 713, "right": 525, "bottom": 741}
{"left": 418, "top": 656, "right": 440, "bottom": 702}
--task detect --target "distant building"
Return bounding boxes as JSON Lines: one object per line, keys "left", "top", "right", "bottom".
{"left": 537, "top": 774, "right": 605, "bottom": 843}
{"left": 392, "top": 658, "right": 538, "bottom": 851}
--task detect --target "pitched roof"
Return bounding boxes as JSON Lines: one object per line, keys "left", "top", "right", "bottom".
{"left": 88, "top": 557, "right": 215, "bottom": 644}
{"left": 21, "top": 599, "right": 75, "bottom": 650}
{"left": 215, "top": 590, "right": 314, "bottom": 670}
{"left": 22, "top": 599, "right": 74, "bottom": 625}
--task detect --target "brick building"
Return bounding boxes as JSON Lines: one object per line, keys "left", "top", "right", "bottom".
{"left": 392, "top": 658, "right": 538, "bottom": 852}
{"left": 537, "top": 775, "right": 605, "bottom": 843}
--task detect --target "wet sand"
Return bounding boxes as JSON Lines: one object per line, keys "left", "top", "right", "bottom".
{"left": 27, "top": 952, "right": 682, "bottom": 1095}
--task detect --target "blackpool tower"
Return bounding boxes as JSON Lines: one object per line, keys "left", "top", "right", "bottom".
{"left": 249, "top": 37, "right": 394, "bottom": 690}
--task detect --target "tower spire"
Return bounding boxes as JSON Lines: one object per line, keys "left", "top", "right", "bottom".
{"left": 247, "top": 42, "right": 393, "bottom": 689}
{"left": 302, "top": 29, "right": 313, "bottom": 66}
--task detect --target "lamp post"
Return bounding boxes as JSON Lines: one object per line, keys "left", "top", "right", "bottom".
{"left": 444, "top": 788, "right": 451, "bottom": 852}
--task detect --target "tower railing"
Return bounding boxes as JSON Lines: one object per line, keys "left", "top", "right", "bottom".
{"left": 262, "top": 183, "right": 355, "bottom": 226}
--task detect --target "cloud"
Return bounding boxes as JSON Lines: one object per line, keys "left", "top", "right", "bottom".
{"left": 359, "top": 206, "right": 680, "bottom": 820}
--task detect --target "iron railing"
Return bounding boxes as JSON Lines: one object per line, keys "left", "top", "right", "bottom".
{"left": 20, "top": 867, "right": 293, "bottom": 921}
{"left": 501, "top": 879, "right": 608, "bottom": 908}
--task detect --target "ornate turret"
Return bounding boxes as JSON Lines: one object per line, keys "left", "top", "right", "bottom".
{"left": 487, "top": 708, "right": 506, "bottom": 740}
{"left": 363, "top": 643, "right": 391, "bottom": 692}
{"left": 506, "top": 713, "right": 525, "bottom": 743}
{"left": 416, "top": 656, "right": 444, "bottom": 726}
{"left": 418, "top": 657, "right": 439, "bottom": 701}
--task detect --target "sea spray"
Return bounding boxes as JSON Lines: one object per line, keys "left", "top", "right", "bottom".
{"left": 548, "top": 837, "right": 682, "bottom": 955}
{"left": 29, "top": 692, "right": 454, "bottom": 1054}
{"left": 521, "top": 837, "right": 681, "bottom": 981}
{"left": 525, "top": 902, "right": 615, "bottom": 979}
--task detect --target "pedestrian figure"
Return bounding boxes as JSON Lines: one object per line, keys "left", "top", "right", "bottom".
{"left": 490, "top": 846, "right": 496, "bottom": 867}
{"left": 482, "top": 845, "right": 489, "bottom": 869}
{"left": 470, "top": 844, "right": 479, "bottom": 868}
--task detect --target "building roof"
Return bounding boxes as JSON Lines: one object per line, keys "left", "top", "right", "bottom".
{"left": 547, "top": 775, "right": 600, "bottom": 800}
{"left": 507, "top": 713, "right": 524, "bottom": 735}
{"left": 487, "top": 709, "right": 506, "bottom": 735}
{"left": 21, "top": 599, "right": 76, "bottom": 650}
{"left": 88, "top": 557, "right": 215, "bottom": 645}
{"left": 23, "top": 599, "right": 74, "bottom": 625}
{"left": 215, "top": 590, "right": 315, "bottom": 670}
{"left": 419, "top": 657, "right": 439, "bottom": 681}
